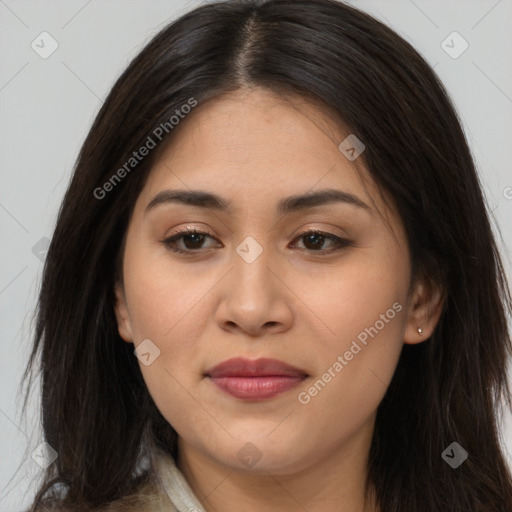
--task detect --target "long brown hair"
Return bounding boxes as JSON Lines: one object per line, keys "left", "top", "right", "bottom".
{"left": 22, "top": 0, "right": 512, "bottom": 510}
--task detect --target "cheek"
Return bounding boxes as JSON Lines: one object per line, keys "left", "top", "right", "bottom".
{"left": 292, "top": 305, "right": 406, "bottom": 463}
{"left": 123, "top": 246, "right": 211, "bottom": 342}
{"left": 292, "top": 248, "right": 408, "bottom": 419}
{"left": 293, "top": 244, "right": 409, "bottom": 350}
{"left": 122, "top": 249, "right": 220, "bottom": 402}
{"left": 122, "top": 255, "right": 215, "bottom": 431}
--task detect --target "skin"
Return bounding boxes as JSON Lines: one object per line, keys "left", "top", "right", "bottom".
{"left": 114, "top": 87, "right": 444, "bottom": 512}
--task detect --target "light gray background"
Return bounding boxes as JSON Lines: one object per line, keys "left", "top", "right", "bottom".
{"left": 1, "top": 0, "right": 511, "bottom": 510}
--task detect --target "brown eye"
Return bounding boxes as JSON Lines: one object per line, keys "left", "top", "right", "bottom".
{"left": 290, "top": 230, "right": 352, "bottom": 254}
{"left": 162, "top": 228, "right": 220, "bottom": 254}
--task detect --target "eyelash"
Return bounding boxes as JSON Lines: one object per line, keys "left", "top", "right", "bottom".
{"left": 161, "top": 227, "right": 353, "bottom": 256}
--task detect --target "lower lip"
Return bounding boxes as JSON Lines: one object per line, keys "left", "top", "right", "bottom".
{"left": 208, "top": 376, "right": 306, "bottom": 400}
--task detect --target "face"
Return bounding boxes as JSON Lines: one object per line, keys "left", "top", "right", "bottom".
{"left": 114, "top": 87, "right": 439, "bottom": 475}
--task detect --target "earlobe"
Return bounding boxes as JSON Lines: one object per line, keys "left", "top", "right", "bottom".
{"left": 113, "top": 282, "right": 134, "bottom": 343}
{"left": 403, "top": 279, "right": 445, "bottom": 344}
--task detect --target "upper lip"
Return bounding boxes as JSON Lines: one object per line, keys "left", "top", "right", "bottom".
{"left": 205, "top": 357, "right": 308, "bottom": 378}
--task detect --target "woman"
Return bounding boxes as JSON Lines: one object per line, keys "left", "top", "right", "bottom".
{"left": 23, "top": 0, "right": 512, "bottom": 510}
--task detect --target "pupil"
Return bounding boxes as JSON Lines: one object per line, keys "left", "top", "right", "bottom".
{"left": 185, "top": 233, "right": 203, "bottom": 248}
{"left": 306, "top": 233, "right": 324, "bottom": 249}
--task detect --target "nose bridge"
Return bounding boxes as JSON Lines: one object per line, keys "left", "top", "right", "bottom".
{"left": 232, "top": 234, "right": 272, "bottom": 291}
{"left": 223, "top": 232, "right": 285, "bottom": 314}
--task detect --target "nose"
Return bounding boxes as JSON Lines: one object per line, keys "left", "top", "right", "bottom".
{"left": 214, "top": 241, "right": 294, "bottom": 337}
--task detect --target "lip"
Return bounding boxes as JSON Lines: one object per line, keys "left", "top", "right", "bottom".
{"left": 204, "top": 357, "right": 308, "bottom": 400}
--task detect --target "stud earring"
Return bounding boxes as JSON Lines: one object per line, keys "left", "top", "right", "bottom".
{"left": 417, "top": 327, "right": 423, "bottom": 335}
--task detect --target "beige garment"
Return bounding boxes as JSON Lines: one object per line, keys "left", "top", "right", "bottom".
{"left": 149, "top": 447, "right": 208, "bottom": 512}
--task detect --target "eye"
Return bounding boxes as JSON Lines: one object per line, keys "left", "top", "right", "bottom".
{"left": 289, "top": 229, "right": 353, "bottom": 254}
{"left": 161, "top": 228, "right": 352, "bottom": 255}
{"left": 161, "top": 227, "right": 220, "bottom": 254}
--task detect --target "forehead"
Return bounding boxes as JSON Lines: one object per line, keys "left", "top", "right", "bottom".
{"left": 135, "top": 87, "right": 392, "bottom": 224}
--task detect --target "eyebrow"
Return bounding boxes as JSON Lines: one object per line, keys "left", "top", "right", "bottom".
{"left": 145, "top": 188, "right": 371, "bottom": 216}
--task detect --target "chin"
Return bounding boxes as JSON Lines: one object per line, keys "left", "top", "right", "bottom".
{"left": 209, "top": 434, "right": 313, "bottom": 475}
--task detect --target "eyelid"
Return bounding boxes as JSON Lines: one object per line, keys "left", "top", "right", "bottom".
{"left": 166, "top": 225, "right": 215, "bottom": 237}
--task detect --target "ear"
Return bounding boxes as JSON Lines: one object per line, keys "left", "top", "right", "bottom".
{"left": 403, "top": 277, "right": 445, "bottom": 344}
{"left": 113, "top": 282, "right": 134, "bottom": 343}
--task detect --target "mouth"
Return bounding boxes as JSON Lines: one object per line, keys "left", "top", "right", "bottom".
{"left": 204, "top": 357, "right": 309, "bottom": 401}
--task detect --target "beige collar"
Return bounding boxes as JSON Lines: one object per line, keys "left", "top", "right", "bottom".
{"left": 152, "top": 447, "right": 208, "bottom": 512}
